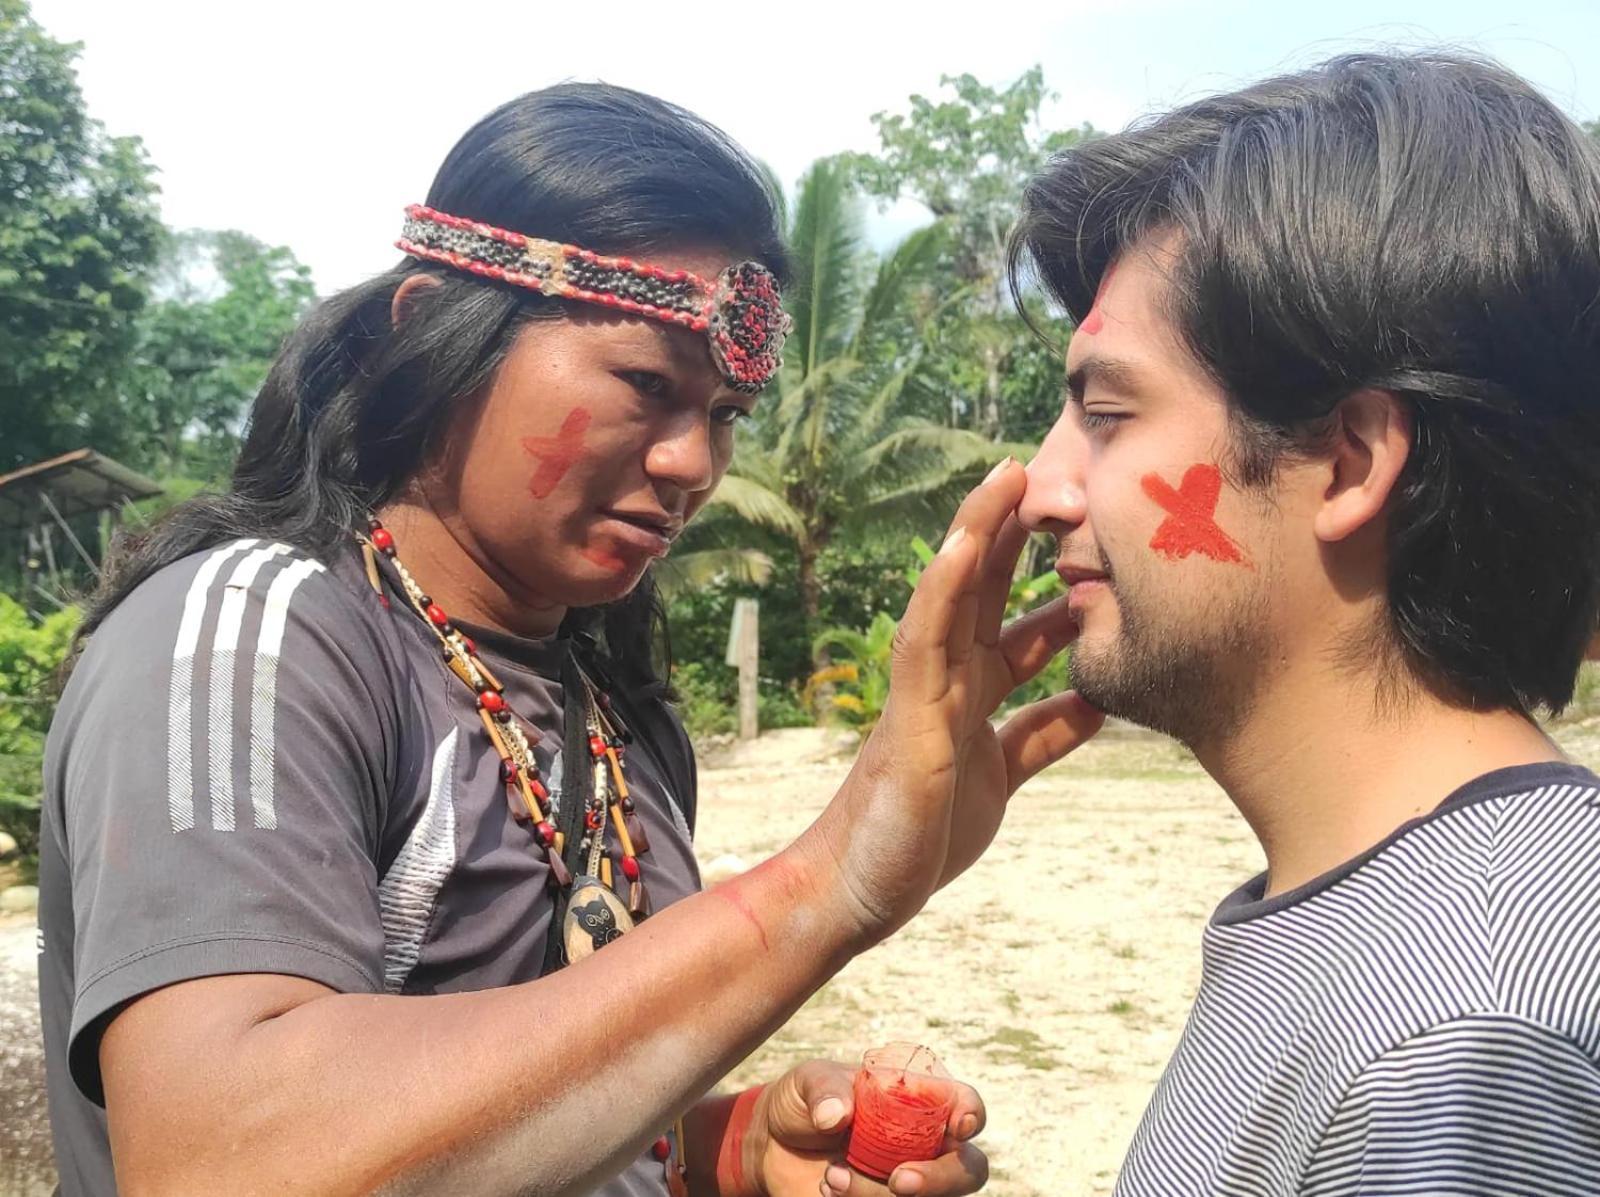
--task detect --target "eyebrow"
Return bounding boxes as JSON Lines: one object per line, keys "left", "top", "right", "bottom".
{"left": 640, "top": 322, "right": 754, "bottom": 402}
{"left": 1064, "top": 355, "right": 1147, "bottom": 399}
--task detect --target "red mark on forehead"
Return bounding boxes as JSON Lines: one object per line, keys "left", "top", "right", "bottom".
{"left": 1078, "top": 262, "right": 1118, "bottom": 336}
{"left": 521, "top": 407, "right": 592, "bottom": 499}
{"left": 1142, "top": 464, "right": 1252, "bottom": 567}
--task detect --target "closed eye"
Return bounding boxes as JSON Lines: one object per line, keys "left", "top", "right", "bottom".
{"left": 1078, "top": 409, "right": 1128, "bottom": 430}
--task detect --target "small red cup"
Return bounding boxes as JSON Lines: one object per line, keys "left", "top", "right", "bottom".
{"left": 845, "top": 1043, "right": 957, "bottom": 1181}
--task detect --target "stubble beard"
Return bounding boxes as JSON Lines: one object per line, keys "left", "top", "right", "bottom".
{"left": 1068, "top": 569, "right": 1273, "bottom": 750}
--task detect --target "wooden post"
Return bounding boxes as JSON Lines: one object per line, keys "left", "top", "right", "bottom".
{"left": 725, "top": 598, "right": 760, "bottom": 740}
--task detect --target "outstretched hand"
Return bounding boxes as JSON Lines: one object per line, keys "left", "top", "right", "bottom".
{"left": 812, "top": 459, "right": 1105, "bottom": 944}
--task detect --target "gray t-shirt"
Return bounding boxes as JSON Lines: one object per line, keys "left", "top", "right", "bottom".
{"left": 38, "top": 537, "right": 701, "bottom": 1196}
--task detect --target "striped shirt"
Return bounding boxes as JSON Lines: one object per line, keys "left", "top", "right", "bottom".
{"left": 1116, "top": 762, "right": 1600, "bottom": 1196}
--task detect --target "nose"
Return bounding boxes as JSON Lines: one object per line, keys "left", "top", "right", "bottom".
{"left": 1019, "top": 409, "right": 1088, "bottom": 534}
{"left": 644, "top": 410, "right": 717, "bottom": 496}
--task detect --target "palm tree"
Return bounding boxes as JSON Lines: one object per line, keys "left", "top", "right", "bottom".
{"left": 704, "top": 157, "right": 1014, "bottom": 671}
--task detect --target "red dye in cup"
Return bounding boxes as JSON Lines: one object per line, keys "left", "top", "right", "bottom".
{"left": 845, "top": 1043, "right": 956, "bottom": 1181}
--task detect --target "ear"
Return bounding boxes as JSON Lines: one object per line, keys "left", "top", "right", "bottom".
{"left": 390, "top": 272, "right": 442, "bottom": 328}
{"left": 1312, "top": 388, "right": 1412, "bottom": 544}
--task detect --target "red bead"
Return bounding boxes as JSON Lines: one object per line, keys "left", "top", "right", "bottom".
{"left": 528, "top": 776, "right": 549, "bottom": 802}
{"left": 370, "top": 527, "right": 395, "bottom": 553}
{"left": 535, "top": 821, "right": 557, "bottom": 848}
{"left": 621, "top": 855, "right": 640, "bottom": 882}
{"left": 499, "top": 760, "right": 518, "bottom": 783}
{"left": 652, "top": 1137, "right": 672, "bottom": 1162}
{"left": 478, "top": 691, "right": 507, "bottom": 714}
{"left": 585, "top": 809, "right": 604, "bottom": 831}
{"left": 461, "top": 636, "right": 477, "bottom": 656}
{"left": 426, "top": 603, "right": 449, "bottom": 626}
{"left": 589, "top": 735, "right": 606, "bottom": 758}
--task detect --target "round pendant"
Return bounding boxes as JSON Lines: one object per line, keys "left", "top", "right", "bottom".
{"left": 562, "top": 876, "right": 636, "bottom": 963}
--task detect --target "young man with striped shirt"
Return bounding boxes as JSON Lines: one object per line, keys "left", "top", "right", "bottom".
{"left": 1013, "top": 53, "right": 1600, "bottom": 1196}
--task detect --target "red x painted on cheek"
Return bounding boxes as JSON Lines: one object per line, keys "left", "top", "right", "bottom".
{"left": 520, "top": 407, "right": 592, "bottom": 499}
{"left": 1141, "top": 464, "right": 1252, "bottom": 567}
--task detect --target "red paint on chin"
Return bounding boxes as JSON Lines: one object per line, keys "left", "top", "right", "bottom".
{"left": 580, "top": 544, "right": 628, "bottom": 573}
{"left": 1078, "top": 262, "right": 1118, "bottom": 336}
{"left": 1142, "top": 464, "right": 1252, "bottom": 567}
{"left": 521, "top": 407, "right": 592, "bottom": 499}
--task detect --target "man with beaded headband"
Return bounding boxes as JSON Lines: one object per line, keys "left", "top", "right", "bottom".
{"left": 36, "top": 83, "right": 1099, "bottom": 1196}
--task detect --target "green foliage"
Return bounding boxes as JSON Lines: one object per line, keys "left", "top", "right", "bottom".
{"left": 0, "top": 595, "right": 79, "bottom": 878}
{"left": 842, "top": 68, "right": 1098, "bottom": 444}
{"left": 846, "top": 66, "right": 1092, "bottom": 244}
{"left": 665, "top": 531, "right": 930, "bottom": 691}
{"left": 128, "top": 230, "right": 316, "bottom": 480}
{"left": 808, "top": 613, "right": 898, "bottom": 734}
{"left": 806, "top": 535, "right": 1072, "bottom": 737}
{"left": 669, "top": 661, "right": 738, "bottom": 740}
{"left": 759, "top": 685, "right": 814, "bottom": 730}
{"left": 705, "top": 158, "right": 1007, "bottom": 668}
{"left": 0, "top": 0, "right": 164, "bottom": 470}
{"left": 667, "top": 658, "right": 817, "bottom": 740}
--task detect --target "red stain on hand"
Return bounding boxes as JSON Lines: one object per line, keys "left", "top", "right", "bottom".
{"left": 1078, "top": 262, "right": 1118, "bottom": 336}
{"left": 520, "top": 407, "right": 592, "bottom": 499}
{"left": 1142, "top": 464, "right": 1252, "bottom": 566}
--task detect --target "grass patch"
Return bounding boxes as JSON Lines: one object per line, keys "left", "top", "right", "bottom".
{"left": 977, "top": 1025, "right": 1062, "bottom": 1071}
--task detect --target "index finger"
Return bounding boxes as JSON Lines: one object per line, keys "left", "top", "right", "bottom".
{"left": 974, "top": 515, "right": 1031, "bottom": 646}
{"left": 893, "top": 460, "right": 1026, "bottom": 690}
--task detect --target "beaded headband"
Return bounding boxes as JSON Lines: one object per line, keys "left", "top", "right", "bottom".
{"left": 396, "top": 204, "right": 790, "bottom": 393}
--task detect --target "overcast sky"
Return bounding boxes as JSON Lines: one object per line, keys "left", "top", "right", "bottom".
{"left": 32, "top": 0, "right": 1600, "bottom": 294}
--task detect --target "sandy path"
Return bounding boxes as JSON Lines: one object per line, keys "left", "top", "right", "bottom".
{"left": 697, "top": 727, "right": 1256, "bottom": 1197}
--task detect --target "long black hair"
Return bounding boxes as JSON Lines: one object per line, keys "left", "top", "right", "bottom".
{"left": 84, "top": 83, "right": 789, "bottom": 690}
{"left": 1010, "top": 52, "right": 1600, "bottom": 714}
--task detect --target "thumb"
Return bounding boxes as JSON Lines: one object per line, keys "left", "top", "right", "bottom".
{"left": 999, "top": 689, "right": 1105, "bottom": 791}
{"left": 763, "top": 1059, "right": 858, "bottom": 1150}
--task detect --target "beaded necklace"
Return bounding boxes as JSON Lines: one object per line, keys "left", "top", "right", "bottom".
{"left": 358, "top": 517, "right": 654, "bottom": 961}
{"left": 358, "top": 517, "right": 690, "bottom": 1193}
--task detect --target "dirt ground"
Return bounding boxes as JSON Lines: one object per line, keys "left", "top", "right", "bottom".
{"left": 4, "top": 717, "right": 1599, "bottom": 1197}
